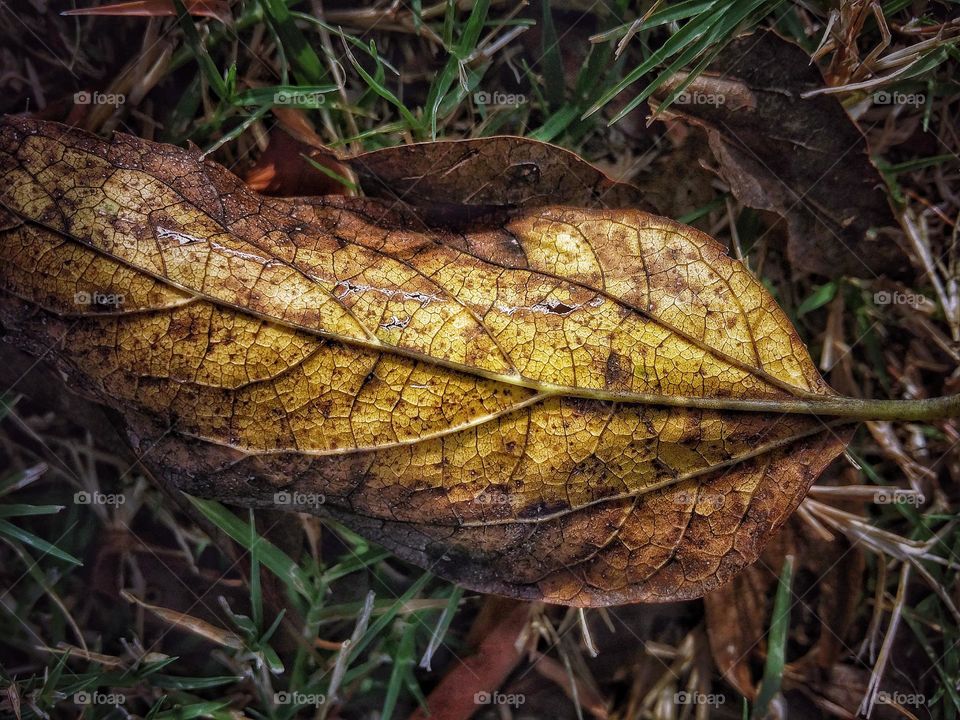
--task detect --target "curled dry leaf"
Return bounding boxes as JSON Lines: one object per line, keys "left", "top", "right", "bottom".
{"left": 245, "top": 130, "right": 655, "bottom": 214}
{"left": 0, "top": 115, "right": 915, "bottom": 607}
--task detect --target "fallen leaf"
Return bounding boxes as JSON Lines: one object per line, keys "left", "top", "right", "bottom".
{"left": 0, "top": 115, "right": 906, "bottom": 607}
{"left": 629, "top": 124, "right": 719, "bottom": 230}
{"left": 248, "top": 132, "right": 654, "bottom": 228}
{"left": 653, "top": 29, "right": 904, "bottom": 279}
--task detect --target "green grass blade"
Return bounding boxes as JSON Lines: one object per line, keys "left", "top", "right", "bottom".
{"left": 232, "top": 85, "right": 337, "bottom": 109}
{"left": 258, "top": 0, "right": 326, "bottom": 85}
{"left": 453, "top": 0, "right": 491, "bottom": 59}
{"left": 753, "top": 555, "right": 793, "bottom": 718}
{"left": 381, "top": 620, "right": 418, "bottom": 720}
{"left": 0, "top": 503, "right": 64, "bottom": 518}
{"left": 346, "top": 572, "right": 432, "bottom": 664}
{"left": 185, "top": 496, "right": 310, "bottom": 595}
{"left": 344, "top": 39, "right": 421, "bottom": 132}
{"left": 171, "top": 0, "right": 229, "bottom": 101}
{"left": 582, "top": 3, "right": 726, "bottom": 119}
{"left": 0, "top": 519, "right": 81, "bottom": 565}
{"left": 594, "top": 0, "right": 721, "bottom": 43}
{"left": 610, "top": 0, "right": 774, "bottom": 124}
{"left": 797, "top": 282, "right": 838, "bottom": 317}
{"left": 540, "top": 0, "right": 565, "bottom": 109}
{"left": 151, "top": 675, "right": 243, "bottom": 690}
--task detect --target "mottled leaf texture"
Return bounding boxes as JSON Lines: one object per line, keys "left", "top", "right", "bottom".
{"left": 0, "top": 117, "right": 852, "bottom": 606}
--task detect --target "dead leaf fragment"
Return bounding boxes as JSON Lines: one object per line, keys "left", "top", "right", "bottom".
{"left": 410, "top": 598, "right": 530, "bottom": 720}
{"left": 654, "top": 29, "right": 904, "bottom": 279}
{"left": 245, "top": 127, "right": 352, "bottom": 198}
{"left": 120, "top": 590, "right": 244, "bottom": 649}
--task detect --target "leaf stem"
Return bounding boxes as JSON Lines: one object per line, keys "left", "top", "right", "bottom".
{"left": 700, "top": 393, "right": 960, "bottom": 421}
{"left": 799, "top": 393, "right": 960, "bottom": 422}
{"left": 535, "top": 386, "right": 960, "bottom": 422}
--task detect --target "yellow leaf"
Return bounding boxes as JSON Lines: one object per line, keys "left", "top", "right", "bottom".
{"left": 0, "top": 118, "right": 955, "bottom": 605}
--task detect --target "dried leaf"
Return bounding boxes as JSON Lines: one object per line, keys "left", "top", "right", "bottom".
{"left": 0, "top": 117, "right": 863, "bottom": 606}
{"left": 653, "top": 29, "right": 904, "bottom": 279}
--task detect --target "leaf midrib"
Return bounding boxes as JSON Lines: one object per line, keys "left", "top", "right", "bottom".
{"left": 6, "top": 207, "right": 891, "bottom": 420}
